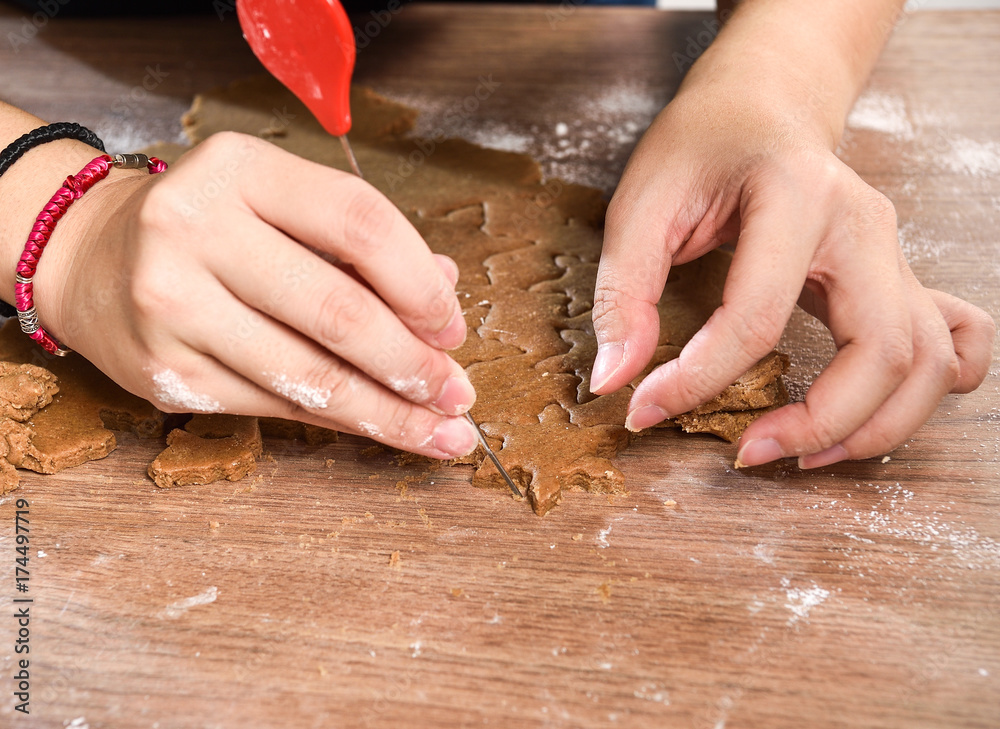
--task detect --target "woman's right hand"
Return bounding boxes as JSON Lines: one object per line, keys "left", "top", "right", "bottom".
{"left": 34, "top": 132, "right": 480, "bottom": 459}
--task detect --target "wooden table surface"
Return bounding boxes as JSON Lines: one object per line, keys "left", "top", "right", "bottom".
{"left": 1, "top": 4, "right": 998, "bottom": 728}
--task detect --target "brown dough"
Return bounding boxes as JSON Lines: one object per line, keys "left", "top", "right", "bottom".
{"left": 178, "top": 76, "right": 791, "bottom": 515}
{"left": 149, "top": 414, "right": 263, "bottom": 489}
{"left": 0, "top": 318, "right": 339, "bottom": 492}
{"left": 480, "top": 404, "right": 630, "bottom": 514}
{"left": 258, "top": 417, "right": 339, "bottom": 445}
{"left": 0, "top": 361, "right": 59, "bottom": 494}
{"left": 675, "top": 403, "right": 785, "bottom": 444}
{"left": 0, "top": 320, "right": 167, "bottom": 482}
{"left": 689, "top": 352, "right": 789, "bottom": 415}
{"left": 0, "top": 361, "right": 58, "bottom": 421}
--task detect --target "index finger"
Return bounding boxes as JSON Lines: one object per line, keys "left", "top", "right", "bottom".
{"left": 238, "top": 137, "right": 466, "bottom": 350}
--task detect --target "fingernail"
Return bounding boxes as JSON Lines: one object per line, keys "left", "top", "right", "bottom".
{"left": 433, "top": 417, "right": 478, "bottom": 457}
{"left": 442, "top": 258, "right": 458, "bottom": 288}
{"left": 435, "top": 255, "right": 459, "bottom": 287}
{"left": 434, "top": 307, "right": 467, "bottom": 349}
{"left": 591, "top": 341, "right": 625, "bottom": 393}
{"left": 735, "top": 438, "right": 784, "bottom": 467}
{"left": 798, "top": 444, "right": 848, "bottom": 470}
{"left": 625, "top": 404, "right": 669, "bottom": 432}
{"left": 434, "top": 375, "right": 476, "bottom": 416}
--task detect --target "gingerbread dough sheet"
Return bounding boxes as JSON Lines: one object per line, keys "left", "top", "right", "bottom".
{"left": 179, "top": 77, "right": 789, "bottom": 514}
{"left": 0, "top": 79, "right": 786, "bottom": 511}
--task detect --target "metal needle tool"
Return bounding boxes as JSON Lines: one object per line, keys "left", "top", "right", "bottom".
{"left": 339, "top": 149, "right": 519, "bottom": 497}
{"left": 340, "top": 149, "right": 524, "bottom": 499}
{"left": 332, "top": 132, "right": 519, "bottom": 497}
{"left": 339, "top": 135, "right": 364, "bottom": 179}
{"left": 465, "top": 413, "right": 522, "bottom": 498}
{"left": 238, "top": 0, "right": 521, "bottom": 498}
{"left": 344, "top": 141, "right": 521, "bottom": 496}
{"left": 337, "top": 143, "right": 519, "bottom": 497}
{"left": 347, "top": 154, "right": 521, "bottom": 497}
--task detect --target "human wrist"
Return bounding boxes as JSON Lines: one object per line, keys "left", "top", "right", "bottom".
{"left": 680, "top": 0, "right": 903, "bottom": 150}
{"left": 28, "top": 168, "right": 152, "bottom": 349}
{"left": 677, "top": 44, "right": 848, "bottom": 151}
{"left": 0, "top": 137, "right": 108, "bottom": 308}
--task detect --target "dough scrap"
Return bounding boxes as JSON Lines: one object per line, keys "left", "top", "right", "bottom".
{"left": 149, "top": 414, "right": 263, "bottom": 489}
{"left": 258, "top": 417, "right": 338, "bottom": 445}
{"left": 0, "top": 321, "right": 167, "bottom": 484}
{"left": 178, "top": 76, "right": 790, "bottom": 514}
{"left": 0, "top": 361, "right": 58, "bottom": 421}
{"left": 0, "top": 361, "right": 59, "bottom": 494}
{"left": 0, "top": 320, "right": 335, "bottom": 492}
{"left": 675, "top": 402, "right": 785, "bottom": 443}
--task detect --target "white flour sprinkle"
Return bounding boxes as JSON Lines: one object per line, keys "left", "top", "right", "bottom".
{"left": 752, "top": 543, "right": 775, "bottom": 565}
{"left": 593, "top": 84, "right": 662, "bottom": 119}
{"left": 268, "top": 372, "right": 330, "bottom": 410}
{"left": 357, "top": 421, "right": 382, "bottom": 438}
{"left": 896, "top": 220, "right": 953, "bottom": 262}
{"left": 410, "top": 641, "right": 422, "bottom": 658}
{"left": 539, "top": 83, "right": 661, "bottom": 190}
{"left": 831, "top": 482, "right": 1000, "bottom": 570}
{"left": 942, "top": 136, "right": 1000, "bottom": 177}
{"left": 633, "top": 683, "right": 670, "bottom": 704}
{"left": 847, "top": 91, "right": 914, "bottom": 140}
{"left": 468, "top": 126, "right": 533, "bottom": 153}
{"left": 159, "top": 586, "right": 218, "bottom": 619}
{"left": 782, "top": 578, "right": 830, "bottom": 624}
{"left": 152, "top": 369, "right": 221, "bottom": 413}
{"left": 388, "top": 376, "right": 430, "bottom": 401}
{"left": 844, "top": 91, "right": 999, "bottom": 181}
{"left": 380, "top": 80, "right": 664, "bottom": 193}
{"left": 597, "top": 525, "right": 612, "bottom": 548}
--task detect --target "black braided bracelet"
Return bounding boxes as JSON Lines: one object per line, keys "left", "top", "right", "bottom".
{"left": 0, "top": 122, "right": 106, "bottom": 177}
{"left": 0, "top": 122, "right": 106, "bottom": 318}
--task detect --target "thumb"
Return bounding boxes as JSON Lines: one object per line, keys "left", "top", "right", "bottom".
{"left": 591, "top": 176, "right": 690, "bottom": 395}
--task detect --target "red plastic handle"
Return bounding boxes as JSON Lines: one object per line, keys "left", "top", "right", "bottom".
{"left": 238, "top": 0, "right": 356, "bottom": 136}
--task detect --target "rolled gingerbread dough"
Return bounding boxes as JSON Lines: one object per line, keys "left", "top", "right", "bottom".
{"left": 0, "top": 79, "right": 787, "bottom": 513}
{"left": 178, "top": 78, "right": 788, "bottom": 514}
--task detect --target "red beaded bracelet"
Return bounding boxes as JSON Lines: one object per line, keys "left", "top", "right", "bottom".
{"left": 15, "top": 153, "right": 168, "bottom": 356}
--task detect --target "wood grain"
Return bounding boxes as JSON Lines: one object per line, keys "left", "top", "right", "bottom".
{"left": 0, "top": 5, "right": 998, "bottom": 728}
